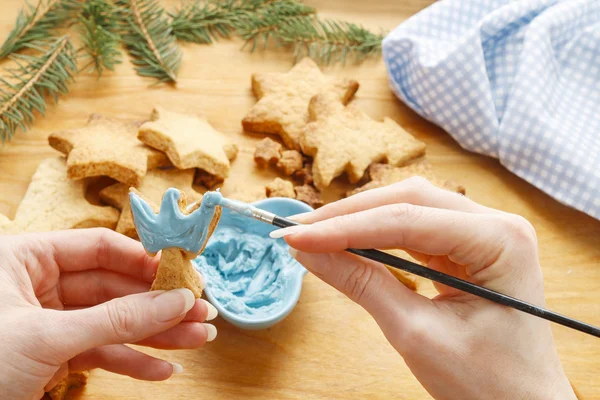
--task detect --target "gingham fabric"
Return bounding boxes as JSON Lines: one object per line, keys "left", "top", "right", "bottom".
{"left": 382, "top": 0, "right": 600, "bottom": 220}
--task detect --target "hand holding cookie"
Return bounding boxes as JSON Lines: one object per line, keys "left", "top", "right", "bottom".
{"left": 0, "top": 229, "right": 217, "bottom": 400}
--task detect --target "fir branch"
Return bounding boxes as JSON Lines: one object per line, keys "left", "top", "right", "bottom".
{"left": 117, "top": 0, "right": 182, "bottom": 83}
{"left": 0, "top": 0, "right": 81, "bottom": 59}
{"left": 171, "top": 0, "right": 315, "bottom": 45}
{"left": 237, "top": 0, "right": 316, "bottom": 45}
{"left": 277, "top": 18, "right": 385, "bottom": 65}
{"left": 0, "top": 36, "right": 77, "bottom": 142}
{"left": 170, "top": 0, "right": 241, "bottom": 44}
{"left": 77, "top": 0, "right": 122, "bottom": 76}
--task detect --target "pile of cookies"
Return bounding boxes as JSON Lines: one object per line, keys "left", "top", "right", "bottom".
{"left": 244, "top": 58, "right": 465, "bottom": 203}
{"left": 0, "top": 107, "right": 237, "bottom": 238}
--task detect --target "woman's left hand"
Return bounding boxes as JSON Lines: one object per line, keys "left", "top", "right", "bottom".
{"left": 0, "top": 228, "right": 217, "bottom": 400}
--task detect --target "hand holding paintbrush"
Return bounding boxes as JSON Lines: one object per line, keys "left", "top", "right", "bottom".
{"left": 220, "top": 179, "right": 585, "bottom": 400}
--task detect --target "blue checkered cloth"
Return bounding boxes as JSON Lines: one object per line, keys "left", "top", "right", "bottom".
{"left": 382, "top": 0, "right": 600, "bottom": 220}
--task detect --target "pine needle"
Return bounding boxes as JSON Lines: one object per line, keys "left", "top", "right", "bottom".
{"left": 235, "top": 4, "right": 315, "bottom": 52}
{"left": 0, "top": 35, "right": 77, "bottom": 142}
{"left": 170, "top": 0, "right": 315, "bottom": 45}
{"left": 170, "top": 0, "right": 240, "bottom": 44}
{"left": 77, "top": 0, "right": 122, "bottom": 76}
{"left": 117, "top": 0, "right": 182, "bottom": 83}
{"left": 0, "top": 0, "right": 81, "bottom": 59}
{"left": 277, "top": 18, "right": 385, "bottom": 65}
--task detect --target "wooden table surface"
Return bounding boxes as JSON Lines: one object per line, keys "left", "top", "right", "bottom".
{"left": 1, "top": 1, "right": 599, "bottom": 399}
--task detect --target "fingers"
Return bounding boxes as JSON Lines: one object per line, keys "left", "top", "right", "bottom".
{"left": 290, "top": 249, "right": 435, "bottom": 354}
{"left": 59, "top": 270, "right": 150, "bottom": 306}
{"left": 69, "top": 344, "right": 179, "bottom": 381}
{"left": 279, "top": 204, "right": 539, "bottom": 278}
{"left": 51, "top": 289, "right": 198, "bottom": 360}
{"left": 293, "top": 177, "right": 496, "bottom": 225}
{"left": 134, "top": 321, "right": 217, "bottom": 349}
{"left": 45, "top": 228, "right": 159, "bottom": 282}
{"left": 183, "top": 299, "right": 217, "bottom": 322}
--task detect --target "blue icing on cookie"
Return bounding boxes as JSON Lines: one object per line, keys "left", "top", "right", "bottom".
{"left": 129, "top": 188, "right": 223, "bottom": 255}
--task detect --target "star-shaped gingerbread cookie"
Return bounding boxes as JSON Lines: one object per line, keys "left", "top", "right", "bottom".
{"left": 242, "top": 57, "right": 359, "bottom": 150}
{"left": 100, "top": 168, "right": 202, "bottom": 239}
{"left": 348, "top": 161, "right": 466, "bottom": 196}
{"left": 301, "top": 93, "right": 427, "bottom": 190}
{"left": 138, "top": 107, "right": 238, "bottom": 179}
{"left": 0, "top": 157, "right": 119, "bottom": 235}
{"left": 49, "top": 114, "right": 169, "bottom": 187}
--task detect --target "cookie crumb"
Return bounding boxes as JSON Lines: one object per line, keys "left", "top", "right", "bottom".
{"left": 276, "top": 150, "right": 303, "bottom": 175}
{"left": 254, "top": 137, "right": 282, "bottom": 167}
{"left": 266, "top": 178, "right": 295, "bottom": 198}
{"left": 194, "top": 169, "right": 224, "bottom": 189}
{"left": 294, "top": 184, "right": 324, "bottom": 208}
{"left": 47, "top": 371, "right": 89, "bottom": 400}
{"left": 293, "top": 160, "right": 314, "bottom": 185}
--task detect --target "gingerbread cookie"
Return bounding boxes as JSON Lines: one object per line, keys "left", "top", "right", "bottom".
{"left": 129, "top": 188, "right": 222, "bottom": 298}
{"left": 254, "top": 137, "right": 282, "bottom": 167}
{"left": 348, "top": 161, "right": 466, "bottom": 196}
{"left": 242, "top": 57, "right": 359, "bottom": 150}
{"left": 301, "top": 93, "right": 427, "bottom": 190}
{"left": 292, "top": 159, "right": 314, "bottom": 185}
{"left": 266, "top": 178, "right": 295, "bottom": 198}
{"left": 47, "top": 371, "right": 88, "bottom": 400}
{"left": 48, "top": 114, "right": 169, "bottom": 187}
{"left": 139, "top": 107, "right": 238, "bottom": 179}
{"left": 294, "top": 184, "right": 323, "bottom": 209}
{"left": 276, "top": 150, "right": 303, "bottom": 176}
{"left": 100, "top": 168, "right": 201, "bottom": 239}
{"left": 0, "top": 158, "right": 119, "bottom": 235}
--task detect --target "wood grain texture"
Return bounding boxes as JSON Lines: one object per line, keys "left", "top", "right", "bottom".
{"left": 1, "top": 0, "right": 599, "bottom": 399}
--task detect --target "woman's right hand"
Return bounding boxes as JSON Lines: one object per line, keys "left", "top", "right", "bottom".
{"left": 274, "top": 177, "right": 577, "bottom": 400}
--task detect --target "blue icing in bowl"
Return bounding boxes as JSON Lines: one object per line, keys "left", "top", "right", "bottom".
{"left": 193, "top": 198, "right": 312, "bottom": 330}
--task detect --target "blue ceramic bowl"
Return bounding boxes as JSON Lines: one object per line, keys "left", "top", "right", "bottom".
{"left": 194, "top": 198, "right": 312, "bottom": 330}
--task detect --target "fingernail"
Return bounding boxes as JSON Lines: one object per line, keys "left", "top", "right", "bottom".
{"left": 170, "top": 362, "right": 183, "bottom": 375}
{"left": 288, "top": 247, "right": 298, "bottom": 259}
{"left": 153, "top": 288, "right": 196, "bottom": 322}
{"left": 269, "top": 225, "right": 308, "bottom": 239}
{"left": 289, "top": 212, "right": 310, "bottom": 221}
{"left": 201, "top": 299, "right": 218, "bottom": 321}
{"left": 195, "top": 270, "right": 206, "bottom": 290}
{"left": 204, "top": 323, "right": 217, "bottom": 341}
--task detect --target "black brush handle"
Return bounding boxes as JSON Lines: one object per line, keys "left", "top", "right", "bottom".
{"left": 273, "top": 215, "right": 600, "bottom": 338}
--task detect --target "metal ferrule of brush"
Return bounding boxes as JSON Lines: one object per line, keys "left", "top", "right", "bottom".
{"left": 251, "top": 208, "right": 276, "bottom": 224}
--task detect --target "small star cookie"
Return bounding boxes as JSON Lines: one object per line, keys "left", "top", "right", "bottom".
{"left": 49, "top": 114, "right": 170, "bottom": 187}
{"left": 0, "top": 157, "right": 119, "bottom": 235}
{"left": 100, "top": 168, "right": 202, "bottom": 239}
{"left": 294, "top": 184, "right": 323, "bottom": 209}
{"left": 254, "top": 137, "right": 282, "bottom": 167}
{"left": 301, "top": 93, "right": 427, "bottom": 190}
{"left": 242, "top": 57, "right": 359, "bottom": 150}
{"left": 266, "top": 178, "right": 295, "bottom": 198}
{"left": 138, "top": 107, "right": 238, "bottom": 179}
{"left": 348, "top": 161, "right": 466, "bottom": 196}
{"left": 276, "top": 150, "right": 303, "bottom": 175}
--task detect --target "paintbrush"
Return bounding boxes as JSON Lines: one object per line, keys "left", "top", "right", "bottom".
{"left": 217, "top": 197, "right": 600, "bottom": 338}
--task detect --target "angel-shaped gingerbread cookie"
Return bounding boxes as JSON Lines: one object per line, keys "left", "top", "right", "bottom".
{"left": 129, "top": 187, "right": 223, "bottom": 298}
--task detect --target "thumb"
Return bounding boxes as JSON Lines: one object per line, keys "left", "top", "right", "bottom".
{"left": 290, "top": 248, "right": 435, "bottom": 351}
{"left": 52, "top": 289, "right": 195, "bottom": 360}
